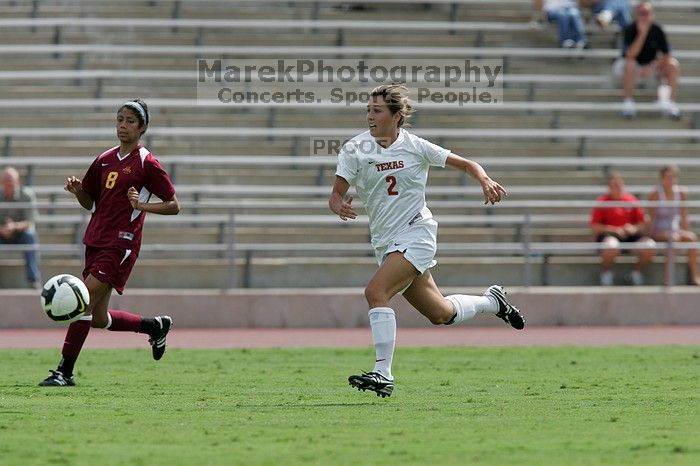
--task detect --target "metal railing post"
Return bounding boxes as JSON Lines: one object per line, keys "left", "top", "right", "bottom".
{"left": 3, "top": 136, "right": 11, "bottom": 157}
{"left": 523, "top": 209, "right": 532, "bottom": 287}
{"left": 226, "top": 210, "right": 236, "bottom": 289}
{"left": 665, "top": 237, "right": 675, "bottom": 287}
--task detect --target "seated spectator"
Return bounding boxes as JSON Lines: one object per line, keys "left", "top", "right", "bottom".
{"left": 533, "top": 0, "right": 588, "bottom": 49}
{"left": 580, "top": 0, "right": 632, "bottom": 30}
{"left": 590, "top": 172, "right": 655, "bottom": 286}
{"left": 648, "top": 166, "right": 700, "bottom": 286}
{"left": 0, "top": 167, "right": 41, "bottom": 288}
{"left": 612, "top": 1, "right": 680, "bottom": 119}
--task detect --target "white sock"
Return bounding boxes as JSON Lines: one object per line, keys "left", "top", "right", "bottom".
{"left": 445, "top": 294, "right": 498, "bottom": 325}
{"left": 369, "top": 307, "right": 396, "bottom": 380}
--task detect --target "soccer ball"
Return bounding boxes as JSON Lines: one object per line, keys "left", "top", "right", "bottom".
{"left": 40, "top": 274, "right": 90, "bottom": 323}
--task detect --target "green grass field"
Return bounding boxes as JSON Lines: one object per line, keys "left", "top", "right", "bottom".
{"left": 1, "top": 346, "right": 698, "bottom": 466}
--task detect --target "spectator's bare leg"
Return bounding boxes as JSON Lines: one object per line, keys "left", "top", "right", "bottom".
{"left": 634, "top": 237, "right": 656, "bottom": 272}
{"left": 601, "top": 236, "right": 620, "bottom": 271}
{"left": 623, "top": 58, "right": 637, "bottom": 99}
{"left": 658, "top": 56, "right": 680, "bottom": 101}
{"left": 679, "top": 231, "right": 700, "bottom": 285}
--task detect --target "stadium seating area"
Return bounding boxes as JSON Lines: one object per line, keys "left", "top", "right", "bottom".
{"left": 2, "top": 0, "right": 700, "bottom": 288}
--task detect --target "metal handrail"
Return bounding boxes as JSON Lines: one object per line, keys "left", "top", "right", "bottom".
{"left": 2, "top": 201, "right": 698, "bottom": 288}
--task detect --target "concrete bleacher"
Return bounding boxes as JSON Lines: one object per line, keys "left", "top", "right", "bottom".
{"left": 2, "top": 0, "right": 700, "bottom": 292}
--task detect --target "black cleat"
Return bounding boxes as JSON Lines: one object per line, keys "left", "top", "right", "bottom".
{"left": 348, "top": 371, "right": 394, "bottom": 398}
{"left": 38, "top": 370, "right": 75, "bottom": 387}
{"left": 485, "top": 285, "right": 525, "bottom": 330}
{"left": 149, "top": 316, "right": 172, "bottom": 361}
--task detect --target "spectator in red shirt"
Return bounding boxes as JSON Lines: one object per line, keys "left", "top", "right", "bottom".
{"left": 591, "top": 172, "right": 655, "bottom": 286}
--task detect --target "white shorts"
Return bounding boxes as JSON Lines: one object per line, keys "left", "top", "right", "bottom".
{"left": 374, "top": 218, "right": 438, "bottom": 274}
{"left": 612, "top": 57, "right": 658, "bottom": 83}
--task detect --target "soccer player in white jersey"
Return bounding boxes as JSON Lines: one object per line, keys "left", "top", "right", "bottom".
{"left": 329, "top": 84, "right": 525, "bottom": 398}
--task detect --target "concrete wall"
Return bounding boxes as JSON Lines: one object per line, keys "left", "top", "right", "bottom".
{"left": 1, "top": 256, "right": 694, "bottom": 289}
{"left": 2, "top": 287, "right": 699, "bottom": 329}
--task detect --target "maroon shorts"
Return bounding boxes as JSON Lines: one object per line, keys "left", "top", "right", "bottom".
{"left": 82, "top": 246, "right": 138, "bottom": 295}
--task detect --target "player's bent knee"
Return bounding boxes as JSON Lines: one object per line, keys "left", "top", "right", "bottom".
{"left": 363, "top": 284, "right": 376, "bottom": 302}
{"left": 364, "top": 284, "right": 388, "bottom": 307}
{"left": 91, "top": 315, "right": 109, "bottom": 328}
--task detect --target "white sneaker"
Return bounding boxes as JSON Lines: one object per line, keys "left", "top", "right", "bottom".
{"left": 657, "top": 84, "right": 671, "bottom": 103}
{"left": 622, "top": 98, "right": 636, "bottom": 118}
{"left": 561, "top": 39, "right": 575, "bottom": 49}
{"left": 600, "top": 270, "right": 614, "bottom": 286}
{"left": 630, "top": 270, "right": 644, "bottom": 286}
{"left": 666, "top": 101, "right": 681, "bottom": 120}
{"left": 595, "top": 10, "right": 613, "bottom": 30}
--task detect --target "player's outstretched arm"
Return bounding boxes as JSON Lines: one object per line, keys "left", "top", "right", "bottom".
{"left": 446, "top": 153, "right": 507, "bottom": 205}
{"left": 329, "top": 176, "right": 357, "bottom": 221}
{"left": 64, "top": 176, "right": 94, "bottom": 210}
{"left": 127, "top": 187, "right": 180, "bottom": 215}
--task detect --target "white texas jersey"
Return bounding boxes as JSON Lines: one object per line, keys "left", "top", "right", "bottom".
{"left": 335, "top": 128, "right": 450, "bottom": 248}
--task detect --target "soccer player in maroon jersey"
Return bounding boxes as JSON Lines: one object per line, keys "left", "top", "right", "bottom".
{"left": 39, "top": 99, "right": 180, "bottom": 386}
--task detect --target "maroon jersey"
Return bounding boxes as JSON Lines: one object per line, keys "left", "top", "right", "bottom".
{"left": 81, "top": 145, "right": 176, "bottom": 254}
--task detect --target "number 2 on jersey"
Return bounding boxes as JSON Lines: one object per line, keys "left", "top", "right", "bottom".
{"left": 385, "top": 176, "right": 399, "bottom": 196}
{"left": 105, "top": 171, "right": 118, "bottom": 189}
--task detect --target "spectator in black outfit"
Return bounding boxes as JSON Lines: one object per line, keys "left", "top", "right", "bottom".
{"left": 612, "top": 2, "right": 680, "bottom": 119}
